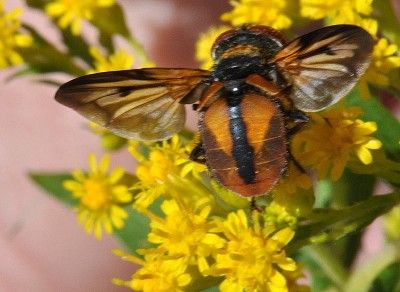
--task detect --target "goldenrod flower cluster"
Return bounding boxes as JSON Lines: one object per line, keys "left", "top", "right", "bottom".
{"left": 115, "top": 197, "right": 302, "bottom": 291}
{"left": 72, "top": 134, "right": 304, "bottom": 291}
{"left": 45, "top": 0, "right": 114, "bottom": 35}
{"left": 64, "top": 154, "right": 132, "bottom": 239}
{"left": 0, "top": 0, "right": 32, "bottom": 68}
{"left": 293, "top": 105, "right": 382, "bottom": 181}
{"left": 222, "top": 0, "right": 292, "bottom": 30}
{"left": 87, "top": 47, "right": 135, "bottom": 74}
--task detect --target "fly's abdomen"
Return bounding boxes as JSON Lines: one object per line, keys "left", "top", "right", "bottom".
{"left": 200, "top": 93, "right": 287, "bottom": 197}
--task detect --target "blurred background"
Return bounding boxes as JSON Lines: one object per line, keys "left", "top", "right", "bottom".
{"left": 0, "top": 1, "right": 229, "bottom": 291}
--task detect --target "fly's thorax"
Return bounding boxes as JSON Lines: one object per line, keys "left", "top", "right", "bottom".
{"left": 212, "top": 26, "right": 286, "bottom": 82}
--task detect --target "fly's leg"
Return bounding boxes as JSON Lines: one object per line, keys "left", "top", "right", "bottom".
{"left": 285, "top": 110, "right": 309, "bottom": 173}
{"left": 251, "top": 197, "right": 261, "bottom": 212}
{"left": 288, "top": 151, "right": 306, "bottom": 173}
{"left": 286, "top": 109, "right": 310, "bottom": 135}
{"left": 189, "top": 143, "right": 206, "bottom": 164}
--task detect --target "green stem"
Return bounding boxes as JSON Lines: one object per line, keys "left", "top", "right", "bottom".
{"left": 304, "top": 244, "right": 348, "bottom": 289}
{"left": 128, "top": 37, "right": 151, "bottom": 66}
{"left": 344, "top": 242, "right": 400, "bottom": 292}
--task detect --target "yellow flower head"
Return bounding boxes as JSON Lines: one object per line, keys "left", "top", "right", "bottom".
{"left": 300, "top": 0, "right": 373, "bottom": 24}
{"left": 131, "top": 136, "right": 207, "bottom": 208}
{"left": 360, "top": 38, "right": 400, "bottom": 98}
{"left": 87, "top": 47, "right": 135, "bottom": 74}
{"left": 45, "top": 0, "right": 114, "bottom": 35}
{"left": 131, "top": 255, "right": 192, "bottom": 292}
{"left": 273, "top": 162, "right": 313, "bottom": 197}
{"left": 207, "top": 210, "right": 298, "bottom": 291}
{"left": 263, "top": 201, "right": 299, "bottom": 230}
{"left": 293, "top": 106, "right": 382, "bottom": 181}
{"left": 196, "top": 25, "right": 231, "bottom": 70}
{"left": 64, "top": 153, "right": 132, "bottom": 238}
{"left": 222, "top": 0, "right": 292, "bottom": 30}
{"left": 0, "top": 1, "right": 32, "bottom": 68}
{"left": 146, "top": 198, "right": 225, "bottom": 262}
{"left": 113, "top": 250, "right": 192, "bottom": 292}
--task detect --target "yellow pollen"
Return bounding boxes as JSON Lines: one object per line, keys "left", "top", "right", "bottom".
{"left": 82, "top": 178, "right": 109, "bottom": 210}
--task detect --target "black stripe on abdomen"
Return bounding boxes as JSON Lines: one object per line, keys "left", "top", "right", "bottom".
{"left": 228, "top": 104, "right": 256, "bottom": 184}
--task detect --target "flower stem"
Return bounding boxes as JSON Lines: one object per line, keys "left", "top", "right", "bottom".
{"left": 128, "top": 37, "right": 151, "bottom": 66}
{"left": 344, "top": 242, "right": 400, "bottom": 292}
{"left": 304, "top": 244, "right": 348, "bottom": 289}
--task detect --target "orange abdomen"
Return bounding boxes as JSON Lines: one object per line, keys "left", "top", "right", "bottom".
{"left": 200, "top": 93, "right": 287, "bottom": 197}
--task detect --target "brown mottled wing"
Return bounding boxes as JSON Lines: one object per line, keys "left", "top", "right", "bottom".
{"left": 55, "top": 68, "right": 209, "bottom": 141}
{"left": 272, "top": 25, "right": 374, "bottom": 112}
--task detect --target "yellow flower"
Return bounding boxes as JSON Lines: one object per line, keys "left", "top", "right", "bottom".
{"left": 0, "top": 1, "right": 32, "bottom": 68}
{"left": 293, "top": 106, "right": 382, "bottom": 181}
{"left": 87, "top": 47, "right": 135, "bottom": 74}
{"left": 195, "top": 25, "right": 231, "bottom": 70}
{"left": 64, "top": 153, "right": 132, "bottom": 238}
{"left": 300, "top": 0, "right": 373, "bottom": 23}
{"left": 113, "top": 250, "right": 192, "bottom": 292}
{"left": 145, "top": 198, "right": 225, "bottom": 266}
{"left": 222, "top": 0, "right": 292, "bottom": 30}
{"left": 130, "top": 135, "right": 207, "bottom": 208}
{"left": 117, "top": 197, "right": 224, "bottom": 291}
{"left": 300, "top": 0, "right": 378, "bottom": 37}
{"left": 273, "top": 162, "right": 313, "bottom": 197}
{"left": 266, "top": 163, "right": 315, "bottom": 220}
{"left": 131, "top": 255, "right": 191, "bottom": 292}
{"left": 360, "top": 38, "right": 400, "bottom": 99}
{"left": 45, "top": 0, "right": 114, "bottom": 35}
{"left": 263, "top": 201, "right": 299, "bottom": 230}
{"left": 207, "top": 210, "right": 298, "bottom": 292}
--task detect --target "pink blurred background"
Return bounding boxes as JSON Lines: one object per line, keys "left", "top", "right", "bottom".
{"left": 0, "top": 1, "right": 228, "bottom": 291}
{"left": 1, "top": 1, "right": 399, "bottom": 291}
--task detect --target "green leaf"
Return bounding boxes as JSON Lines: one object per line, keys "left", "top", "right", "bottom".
{"left": 289, "top": 191, "right": 400, "bottom": 252}
{"left": 298, "top": 246, "right": 345, "bottom": 291}
{"left": 26, "top": 0, "right": 93, "bottom": 67}
{"left": 346, "top": 89, "right": 400, "bottom": 161}
{"left": 25, "top": 0, "right": 47, "bottom": 9}
{"left": 91, "top": 4, "right": 130, "bottom": 37}
{"left": 374, "top": 0, "right": 400, "bottom": 48}
{"left": 370, "top": 262, "right": 400, "bottom": 292}
{"left": 60, "top": 28, "right": 94, "bottom": 67}
{"left": 329, "top": 170, "right": 376, "bottom": 268}
{"left": 114, "top": 206, "right": 153, "bottom": 255}
{"left": 200, "top": 286, "right": 220, "bottom": 292}
{"left": 90, "top": 4, "right": 131, "bottom": 51}
{"left": 332, "top": 169, "right": 376, "bottom": 207}
{"left": 113, "top": 195, "right": 163, "bottom": 255}
{"left": 18, "top": 24, "right": 85, "bottom": 76}
{"left": 29, "top": 173, "right": 79, "bottom": 206}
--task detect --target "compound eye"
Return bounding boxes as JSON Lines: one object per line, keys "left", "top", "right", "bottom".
{"left": 247, "top": 25, "right": 287, "bottom": 46}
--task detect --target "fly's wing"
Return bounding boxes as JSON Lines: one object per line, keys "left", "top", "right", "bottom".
{"left": 272, "top": 25, "right": 374, "bottom": 112}
{"left": 55, "top": 68, "right": 209, "bottom": 141}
